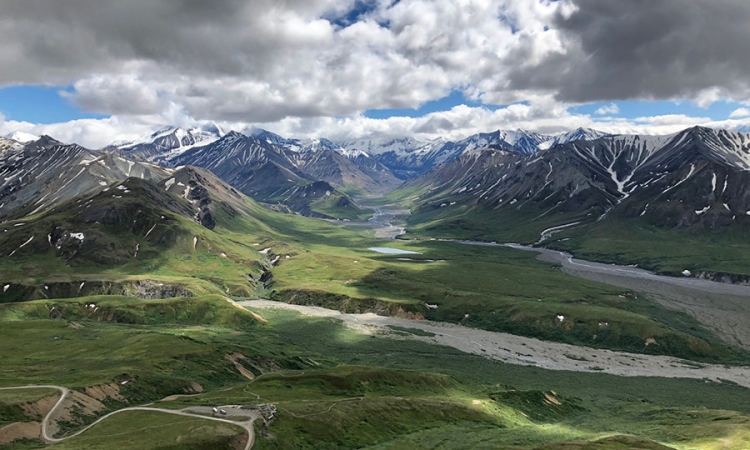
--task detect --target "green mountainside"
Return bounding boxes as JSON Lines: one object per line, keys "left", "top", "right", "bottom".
{"left": 2, "top": 129, "right": 750, "bottom": 449}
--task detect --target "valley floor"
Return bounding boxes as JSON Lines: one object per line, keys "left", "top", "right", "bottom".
{"left": 454, "top": 242, "right": 750, "bottom": 351}
{"left": 363, "top": 199, "right": 750, "bottom": 351}
{"left": 240, "top": 300, "right": 750, "bottom": 388}
{"left": 4, "top": 197, "right": 750, "bottom": 449}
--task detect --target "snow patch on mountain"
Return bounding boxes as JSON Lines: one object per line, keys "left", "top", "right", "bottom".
{"left": 4, "top": 131, "right": 39, "bottom": 143}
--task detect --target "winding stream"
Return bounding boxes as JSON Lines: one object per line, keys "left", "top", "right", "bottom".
{"left": 330, "top": 199, "right": 409, "bottom": 240}
{"left": 456, "top": 241, "right": 750, "bottom": 350}
{"left": 340, "top": 201, "right": 750, "bottom": 350}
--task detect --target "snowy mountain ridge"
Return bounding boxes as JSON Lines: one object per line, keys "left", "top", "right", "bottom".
{"left": 4, "top": 131, "right": 39, "bottom": 143}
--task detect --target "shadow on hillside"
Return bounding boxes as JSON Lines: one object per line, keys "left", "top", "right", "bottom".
{"left": 257, "top": 308, "right": 750, "bottom": 414}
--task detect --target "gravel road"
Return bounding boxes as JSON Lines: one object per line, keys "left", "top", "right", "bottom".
{"left": 0, "top": 386, "right": 256, "bottom": 449}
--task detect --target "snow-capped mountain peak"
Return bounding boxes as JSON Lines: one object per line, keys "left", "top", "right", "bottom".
{"left": 537, "top": 128, "right": 610, "bottom": 150}
{"left": 114, "top": 125, "right": 225, "bottom": 161}
{"left": 4, "top": 131, "right": 39, "bottom": 143}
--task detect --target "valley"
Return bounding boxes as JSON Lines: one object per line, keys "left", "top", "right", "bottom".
{"left": 5, "top": 2, "right": 750, "bottom": 448}
{"left": 346, "top": 196, "right": 750, "bottom": 352}
{"left": 239, "top": 300, "right": 750, "bottom": 387}
{"left": 2, "top": 126, "right": 750, "bottom": 449}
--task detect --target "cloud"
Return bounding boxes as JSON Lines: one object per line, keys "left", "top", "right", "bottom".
{"left": 505, "top": 0, "right": 750, "bottom": 106}
{"left": 62, "top": 72, "right": 166, "bottom": 116}
{"left": 730, "top": 108, "right": 750, "bottom": 118}
{"left": 2, "top": 0, "right": 750, "bottom": 129}
{"left": 633, "top": 114, "right": 712, "bottom": 127}
{"left": 0, "top": 116, "right": 162, "bottom": 149}
{"left": 6, "top": 102, "right": 750, "bottom": 150}
{"left": 0, "top": 0, "right": 569, "bottom": 122}
{"left": 594, "top": 103, "right": 619, "bottom": 115}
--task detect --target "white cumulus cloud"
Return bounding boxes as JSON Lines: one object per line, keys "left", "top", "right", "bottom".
{"left": 595, "top": 103, "right": 620, "bottom": 115}
{"left": 729, "top": 107, "right": 750, "bottom": 118}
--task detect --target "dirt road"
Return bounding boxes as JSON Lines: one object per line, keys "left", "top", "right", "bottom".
{"left": 240, "top": 300, "right": 750, "bottom": 389}
{"left": 0, "top": 385, "right": 256, "bottom": 449}
{"left": 0, "top": 385, "right": 68, "bottom": 444}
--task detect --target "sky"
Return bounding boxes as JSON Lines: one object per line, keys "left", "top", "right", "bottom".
{"left": 2, "top": 0, "right": 750, "bottom": 148}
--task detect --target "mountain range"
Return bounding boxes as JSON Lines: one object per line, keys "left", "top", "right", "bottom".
{"left": 108, "top": 125, "right": 609, "bottom": 180}
{"left": 0, "top": 136, "right": 169, "bottom": 220}
{"left": 4, "top": 124, "right": 750, "bottom": 255}
{"left": 405, "top": 126, "right": 750, "bottom": 243}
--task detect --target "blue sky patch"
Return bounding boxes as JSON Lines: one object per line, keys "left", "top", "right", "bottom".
{"left": 327, "top": 0, "right": 381, "bottom": 28}
{"left": 572, "top": 100, "right": 741, "bottom": 121}
{"left": 0, "top": 85, "right": 106, "bottom": 124}
{"left": 365, "top": 91, "right": 502, "bottom": 119}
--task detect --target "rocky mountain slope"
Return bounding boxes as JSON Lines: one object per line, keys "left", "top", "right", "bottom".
{"left": 0, "top": 137, "right": 23, "bottom": 154}
{"left": 104, "top": 126, "right": 610, "bottom": 182}
{"left": 163, "top": 131, "right": 378, "bottom": 217}
{"left": 0, "top": 136, "right": 170, "bottom": 220}
{"left": 406, "top": 126, "right": 750, "bottom": 238}
{"left": 111, "top": 125, "right": 225, "bottom": 162}
{"left": 337, "top": 128, "right": 609, "bottom": 178}
{"left": 0, "top": 176, "right": 203, "bottom": 266}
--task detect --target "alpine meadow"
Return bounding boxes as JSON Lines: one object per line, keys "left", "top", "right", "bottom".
{"left": 2, "top": 1, "right": 750, "bottom": 449}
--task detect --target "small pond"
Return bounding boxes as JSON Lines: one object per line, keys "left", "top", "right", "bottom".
{"left": 368, "top": 247, "right": 421, "bottom": 255}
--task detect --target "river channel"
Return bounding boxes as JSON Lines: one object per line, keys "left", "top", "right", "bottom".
{"left": 344, "top": 201, "right": 750, "bottom": 350}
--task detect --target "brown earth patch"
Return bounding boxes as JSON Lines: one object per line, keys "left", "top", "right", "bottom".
{"left": 226, "top": 353, "right": 256, "bottom": 380}
{"left": 84, "top": 383, "right": 125, "bottom": 402}
{"left": 0, "top": 422, "right": 41, "bottom": 445}
{"left": 46, "top": 391, "right": 107, "bottom": 438}
{"left": 229, "top": 432, "right": 249, "bottom": 450}
{"left": 392, "top": 307, "right": 425, "bottom": 320}
{"left": 248, "top": 311, "right": 268, "bottom": 324}
{"left": 544, "top": 393, "right": 562, "bottom": 406}
{"left": 20, "top": 395, "right": 60, "bottom": 420}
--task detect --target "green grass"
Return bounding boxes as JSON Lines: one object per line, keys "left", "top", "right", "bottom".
{"left": 162, "top": 306, "right": 750, "bottom": 447}
{"left": 0, "top": 389, "right": 58, "bottom": 430}
{"left": 549, "top": 218, "right": 750, "bottom": 277}
{"left": 270, "top": 240, "right": 742, "bottom": 361}
{"left": 6, "top": 172, "right": 728, "bottom": 361}
{"left": 3, "top": 181, "right": 750, "bottom": 448}
{"left": 0, "top": 202, "right": 265, "bottom": 300}
{"left": 0, "top": 297, "right": 749, "bottom": 449}
{"left": 0, "top": 296, "right": 267, "bottom": 389}
{"left": 401, "top": 188, "right": 589, "bottom": 244}
{"left": 309, "top": 194, "right": 373, "bottom": 221}
{"left": 180, "top": 309, "right": 750, "bottom": 450}
{"left": 394, "top": 173, "right": 750, "bottom": 279}
{"left": 536, "top": 435, "right": 675, "bottom": 449}
{"left": 0, "top": 389, "right": 58, "bottom": 406}
{"left": 245, "top": 309, "right": 750, "bottom": 413}
{"left": 153, "top": 367, "right": 594, "bottom": 450}
{"left": 0, "top": 295, "right": 259, "bottom": 328}
{"left": 402, "top": 188, "right": 750, "bottom": 279}
{"left": 48, "top": 411, "right": 245, "bottom": 450}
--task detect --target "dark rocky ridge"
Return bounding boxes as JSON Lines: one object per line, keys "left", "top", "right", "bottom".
{"left": 408, "top": 127, "right": 750, "bottom": 234}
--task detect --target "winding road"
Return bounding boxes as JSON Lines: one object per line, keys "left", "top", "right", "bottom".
{"left": 0, "top": 385, "right": 257, "bottom": 449}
